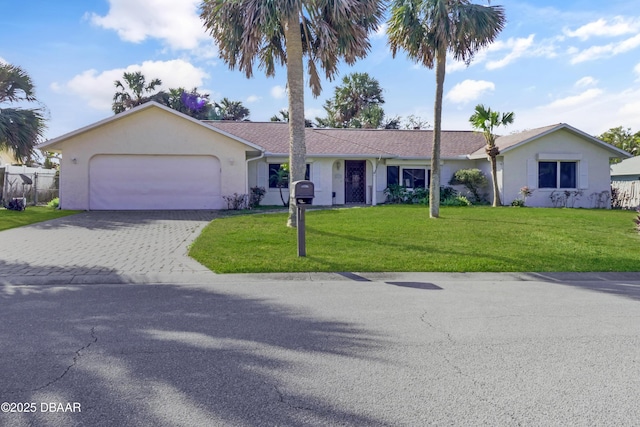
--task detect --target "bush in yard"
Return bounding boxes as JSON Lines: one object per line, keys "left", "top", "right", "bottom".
{"left": 249, "top": 187, "right": 266, "bottom": 209}
{"left": 442, "top": 195, "right": 471, "bottom": 206}
{"left": 384, "top": 184, "right": 407, "bottom": 204}
{"left": 635, "top": 209, "right": 640, "bottom": 233}
{"left": 47, "top": 197, "right": 60, "bottom": 209}
{"left": 449, "top": 169, "right": 488, "bottom": 203}
{"left": 223, "top": 193, "right": 249, "bottom": 210}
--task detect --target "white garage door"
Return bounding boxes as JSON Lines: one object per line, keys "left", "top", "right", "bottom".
{"left": 89, "top": 155, "right": 221, "bottom": 210}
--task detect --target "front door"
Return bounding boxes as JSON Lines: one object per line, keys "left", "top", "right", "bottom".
{"left": 345, "top": 160, "right": 366, "bottom": 204}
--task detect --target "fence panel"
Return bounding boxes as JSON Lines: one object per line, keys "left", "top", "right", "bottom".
{"left": 1, "top": 166, "right": 58, "bottom": 206}
{"left": 612, "top": 181, "right": 640, "bottom": 209}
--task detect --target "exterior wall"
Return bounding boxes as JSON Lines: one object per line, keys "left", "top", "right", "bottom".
{"left": 0, "top": 149, "right": 16, "bottom": 166}
{"left": 502, "top": 129, "right": 615, "bottom": 208}
{"left": 53, "top": 107, "right": 250, "bottom": 210}
{"left": 251, "top": 157, "right": 363, "bottom": 207}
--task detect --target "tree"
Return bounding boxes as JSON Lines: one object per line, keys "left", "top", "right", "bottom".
{"left": 269, "top": 163, "right": 290, "bottom": 207}
{"left": 403, "top": 114, "right": 430, "bottom": 130}
{"left": 317, "top": 72, "right": 386, "bottom": 128}
{"left": 469, "top": 104, "right": 514, "bottom": 207}
{"left": 0, "top": 63, "right": 46, "bottom": 163}
{"left": 112, "top": 71, "right": 164, "bottom": 114}
{"left": 271, "top": 109, "right": 313, "bottom": 127}
{"left": 201, "top": 0, "right": 383, "bottom": 227}
{"left": 388, "top": 0, "right": 506, "bottom": 218}
{"left": 159, "top": 87, "right": 214, "bottom": 120}
{"left": 598, "top": 126, "right": 640, "bottom": 160}
{"left": 213, "top": 97, "right": 250, "bottom": 121}
{"left": 449, "top": 168, "right": 488, "bottom": 203}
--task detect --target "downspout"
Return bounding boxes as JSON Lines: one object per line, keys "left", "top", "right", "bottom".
{"left": 246, "top": 151, "right": 265, "bottom": 194}
{"left": 372, "top": 155, "right": 382, "bottom": 206}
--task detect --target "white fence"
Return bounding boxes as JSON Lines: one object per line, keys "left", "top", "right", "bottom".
{"left": 612, "top": 180, "right": 640, "bottom": 209}
{"left": 0, "top": 165, "right": 58, "bottom": 206}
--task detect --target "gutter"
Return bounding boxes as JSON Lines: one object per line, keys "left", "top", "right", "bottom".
{"left": 246, "top": 151, "right": 265, "bottom": 194}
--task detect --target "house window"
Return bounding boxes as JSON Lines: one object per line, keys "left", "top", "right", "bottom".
{"left": 539, "top": 161, "right": 577, "bottom": 188}
{"left": 387, "top": 166, "right": 399, "bottom": 186}
{"left": 402, "top": 168, "right": 427, "bottom": 188}
{"left": 268, "top": 163, "right": 310, "bottom": 188}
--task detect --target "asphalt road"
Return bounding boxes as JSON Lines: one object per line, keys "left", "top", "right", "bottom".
{"left": 1, "top": 273, "right": 640, "bottom": 427}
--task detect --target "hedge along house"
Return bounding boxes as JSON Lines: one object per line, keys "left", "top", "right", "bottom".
{"left": 41, "top": 102, "right": 629, "bottom": 210}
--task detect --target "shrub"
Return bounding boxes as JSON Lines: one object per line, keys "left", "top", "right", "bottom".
{"left": 249, "top": 187, "right": 266, "bottom": 209}
{"left": 47, "top": 197, "right": 60, "bottom": 209}
{"left": 442, "top": 195, "right": 471, "bottom": 206}
{"left": 223, "top": 193, "right": 249, "bottom": 210}
{"left": 635, "top": 209, "right": 640, "bottom": 233}
{"left": 383, "top": 184, "right": 407, "bottom": 204}
{"left": 511, "top": 199, "right": 525, "bottom": 207}
{"left": 449, "top": 169, "right": 488, "bottom": 203}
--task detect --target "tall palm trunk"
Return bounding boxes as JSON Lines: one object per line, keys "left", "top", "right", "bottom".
{"left": 284, "top": 13, "right": 306, "bottom": 228}
{"left": 488, "top": 147, "right": 501, "bottom": 206}
{"left": 429, "top": 48, "right": 447, "bottom": 219}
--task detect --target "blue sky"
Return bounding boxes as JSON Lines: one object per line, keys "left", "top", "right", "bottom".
{"left": 2, "top": 0, "right": 640, "bottom": 140}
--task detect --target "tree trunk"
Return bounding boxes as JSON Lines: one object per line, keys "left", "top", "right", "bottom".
{"left": 284, "top": 13, "right": 306, "bottom": 228}
{"left": 430, "top": 48, "right": 447, "bottom": 219}
{"left": 489, "top": 153, "right": 502, "bottom": 207}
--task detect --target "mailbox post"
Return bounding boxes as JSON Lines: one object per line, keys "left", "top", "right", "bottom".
{"left": 291, "top": 180, "right": 314, "bottom": 257}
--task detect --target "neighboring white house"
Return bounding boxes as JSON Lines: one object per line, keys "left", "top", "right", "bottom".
{"left": 40, "top": 102, "right": 630, "bottom": 210}
{"left": 611, "top": 156, "right": 640, "bottom": 209}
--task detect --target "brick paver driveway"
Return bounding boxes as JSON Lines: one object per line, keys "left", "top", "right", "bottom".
{"left": 0, "top": 211, "right": 220, "bottom": 283}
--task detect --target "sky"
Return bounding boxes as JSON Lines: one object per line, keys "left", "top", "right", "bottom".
{"left": 2, "top": 0, "right": 640, "bottom": 141}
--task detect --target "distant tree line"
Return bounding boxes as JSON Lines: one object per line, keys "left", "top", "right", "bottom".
{"left": 112, "top": 71, "right": 250, "bottom": 121}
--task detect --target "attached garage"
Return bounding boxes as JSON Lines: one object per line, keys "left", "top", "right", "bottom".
{"left": 89, "top": 155, "right": 221, "bottom": 210}
{"left": 40, "top": 102, "right": 263, "bottom": 211}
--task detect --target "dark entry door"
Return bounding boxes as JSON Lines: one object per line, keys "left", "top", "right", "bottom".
{"left": 345, "top": 160, "right": 366, "bottom": 204}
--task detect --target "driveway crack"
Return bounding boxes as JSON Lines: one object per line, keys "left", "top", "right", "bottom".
{"left": 32, "top": 327, "right": 98, "bottom": 392}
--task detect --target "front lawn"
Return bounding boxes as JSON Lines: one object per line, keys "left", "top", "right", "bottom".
{"left": 0, "top": 207, "right": 79, "bottom": 231}
{"left": 189, "top": 205, "right": 639, "bottom": 273}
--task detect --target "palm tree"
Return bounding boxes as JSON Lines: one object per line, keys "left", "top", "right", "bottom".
{"left": 318, "top": 72, "right": 386, "bottom": 128}
{"left": 387, "top": 0, "right": 506, "bottom": 218}
{"left": 112, "top": 71, "right": 164, "bottom": 114}
{"left": 0, "top": 63, "right": 46, "bottom": 163}
{"left": 200, "top": 0, "right": 384, "bottom": 227}
{"left": 214, "top": 97, "right": 250, "bottom": 121}
{"left": 469, "top": 104, "right": 514, "bottom": 207}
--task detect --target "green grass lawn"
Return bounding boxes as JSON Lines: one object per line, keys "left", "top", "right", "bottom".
{"left": 189, "top": 205, "right": 640, "bottom": 273}
{"left": 0, "top": 207, "right": 79, "bottom": 231}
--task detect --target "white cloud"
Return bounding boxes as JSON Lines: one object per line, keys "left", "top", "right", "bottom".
{"left": 575, "top": 76, "right": 598, "bottom": 88}
{"left": 89, "top": 0, "right": 210, "bottom": 51}
{"left": 245, "top": 95, "right": 261, "bottom": 104}
{"left": 447, "top": 34, "right": 558, "bottom": 72}
{"left": 270, "top": 85, "right": 287, "bottom": 99}
{"left": 0, "top": 56, "right": 6, "bottom": 64}
{"left": 543, "top": 88, "right": 603, "bottom": 109}
{"left": 564, "top": 16, "right": 640, "bottom": 41}
{"left": 445, "top": 80, "right": 495, "bottom": 104}
{"left": 373, "top": 22, "right": 388, "bottom": 39}
{"left": 635, "top": 63, "right": 640, "bottom": 80}
{"left": 57, "top": 59, "right": 209, "bottom": 111}
{"left": 570, "top": 33, "right": 640, "bottom": 64}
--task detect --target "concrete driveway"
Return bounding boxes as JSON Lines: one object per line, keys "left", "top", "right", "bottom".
{"left": 0, "top": 211, "right": 220, "bottom": 284}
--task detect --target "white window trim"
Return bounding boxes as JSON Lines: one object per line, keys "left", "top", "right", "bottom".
{"left": 400, "top": 166, "right": 429, "bottom": 189}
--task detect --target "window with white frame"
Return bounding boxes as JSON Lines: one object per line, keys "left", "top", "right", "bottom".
{"left": 268, "top": 163, "right": 310, "bottom": 188}
{"left": 538, "top": 161, "right": 577, "bottom": 189}
{"left": 387, "top": 166, "right": 430, "bottom": 188}
{"left": 402, "top": 168, "right": 428, "bottom": 188}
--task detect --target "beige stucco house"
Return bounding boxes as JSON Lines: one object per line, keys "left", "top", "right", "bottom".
{"left": 40, "top": 102, "right": 629, "bottom": 210}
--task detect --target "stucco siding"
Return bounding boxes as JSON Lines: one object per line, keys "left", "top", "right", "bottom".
{"left": 53, "top": 107, "right": 249, "bottom": 210}
{"left": 502, "top": 129, "right": 614, "bottom": 208}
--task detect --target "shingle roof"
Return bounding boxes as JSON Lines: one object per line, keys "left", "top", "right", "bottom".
{"left": 206, "top": 121, "right": 486, "bottom": 158}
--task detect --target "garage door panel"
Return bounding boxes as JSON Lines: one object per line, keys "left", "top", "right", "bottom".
{"left": 90, "top": 155, "right": 221, "bottom": 210}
